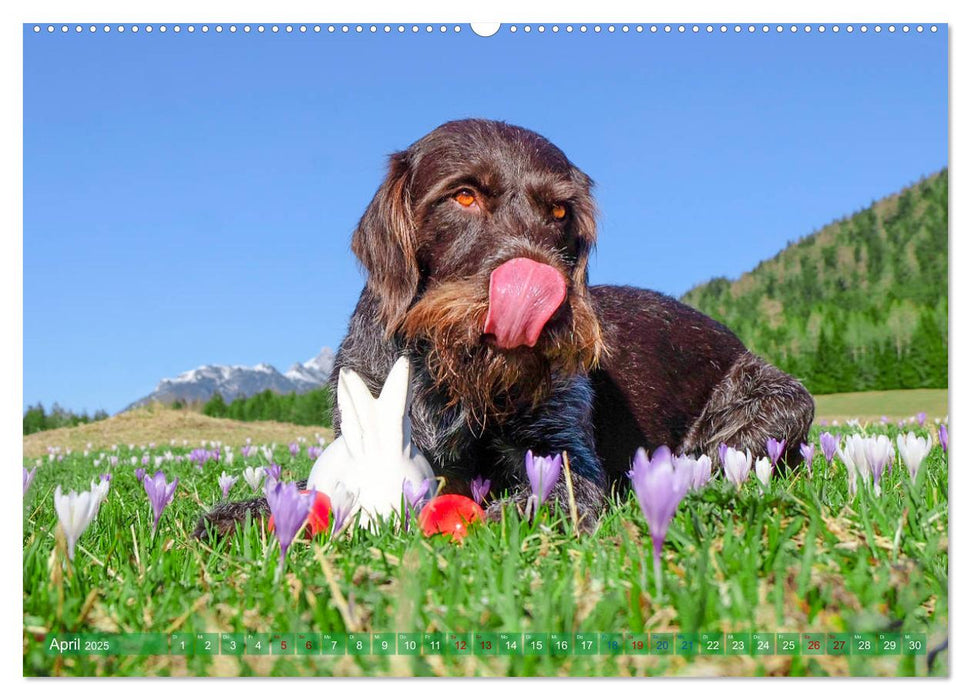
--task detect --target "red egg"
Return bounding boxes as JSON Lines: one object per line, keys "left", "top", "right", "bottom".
{"left": 268, "top": 490, "right": 332, "bottom": 537}
{"left": 418, "top": 494, "right": 485, "bottom": 542}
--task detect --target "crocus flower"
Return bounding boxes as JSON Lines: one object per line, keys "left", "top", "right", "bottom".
{"left": 864, "top": 435, "right": 894, "bottom": 496}
{"left": 269, "top": 490, "right": 331, "bottom": 537}
{"left": 90, "top": 476, "right": 111, "bottom": 519}
{"left": 766, "top": 438, "right": 786, "bottom": 467}
{"left": 330, "top": 483, "right": 358, "bottom": 534}
{"left": 470, "top": 476, "right": 491, "bottom": 505}
{"left": 289, "top": 442, "right": 300, "bottom": 457}
{"left": 838, "top": 435, "right": 869, "bottom": 497}
{"left": 263, "top": 463, "right": 282, "bottom": 488}
{"left": 939, "top": 424, "right": 948, "bottom": 453}
{"left": 261, "top": 446, "right": 274, "bottom": 462}
{"left": 628, "top": 445, "right": 691, "bottom": 597}
{"left": 241, "top": 445, "right": 255, "bottom": 459}
{"left": 307, "top": 445, "right": 323, "bottom": 460}
{"left": 141, "top": 454, "right": 150, "bottom": 467}
{"left": 525, "top": 451, "right": 562, "bottom": 508}
{"left": 143, "top": 470, "right": 178, "bottom": 533}
{"left": 218, "top": 471, "right": 238, "bottom": 499}
{"left": 243, "top": 466, "right": 265, "bottom": 492}
{"left": 673, "top": 453, "right": 712, "bottom": 490}
{"left": 819, "top": 432, "right": 838, "bottom": 466}
{"left": 54, "top": 486, "right": 99, "bottom": 561}
{"left": 264, "top": 480, "right": 314, "bottom": 567}
{"left": 917, "top": 412, "right": 927, "bottom": 427}
{"left": 23, "top": 467, "right": 37, "bottom": 495}
{"left": 799, "top": 443, "right": 815, "bottom": 477}
{"left": 897, "top": 432, "right": 932, "bottom": 483}
{"left": 402, "top": 477, "right": 436, "bottom": 530}
{"left": 717, "top": 443, "right": 729, "bottom": 465}
{"left": 109, "top": 456, "right": 118, "bottom": 468}
{"left": 135, "top": 467, "right": 146, "bottom": 483}
{"left": 754, "top": 457, "right": 772, "bottom": 491}
{"left": 722, "top": 447, "right": 752, "bottom": 489}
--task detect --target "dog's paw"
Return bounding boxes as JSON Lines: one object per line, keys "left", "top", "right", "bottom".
{"left": 192, "top": 497, "right": 268, "bottom": 542}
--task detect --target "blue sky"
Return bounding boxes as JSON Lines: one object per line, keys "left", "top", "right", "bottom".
{"left": 23, "top": 25, "right": 948, "bottom": 414}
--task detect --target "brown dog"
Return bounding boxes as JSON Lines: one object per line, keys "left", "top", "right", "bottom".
{"left": 195, "top": 118, "right": 813, "bottom": 538}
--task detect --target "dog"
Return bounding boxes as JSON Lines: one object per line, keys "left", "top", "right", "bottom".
{"left": 194, "top": 118, "right": 813, "bottom": 538}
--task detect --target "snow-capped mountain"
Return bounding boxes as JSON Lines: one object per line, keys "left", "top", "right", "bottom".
{"left": 128, "top": 348, "right": 335, "bottom": 409}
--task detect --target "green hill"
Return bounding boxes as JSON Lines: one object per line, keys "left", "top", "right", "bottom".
{"left": 681, "top": 169, "right": 947, "bottom": 395}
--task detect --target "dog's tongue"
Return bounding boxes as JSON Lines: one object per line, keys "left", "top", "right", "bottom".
{"left": 484, "top": 258, "right": 567, "bottom": 349}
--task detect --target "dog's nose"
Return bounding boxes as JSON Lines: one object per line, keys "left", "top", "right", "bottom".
{"left": 483, "top": 257, "right": 567, "bottom": 349}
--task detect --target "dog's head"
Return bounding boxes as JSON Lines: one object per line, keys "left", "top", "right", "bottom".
{"left": 352, "top": 119, "right": 604, "bottom": 422}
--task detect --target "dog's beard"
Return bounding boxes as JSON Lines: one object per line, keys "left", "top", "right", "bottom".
{"left": 400, "top": 276, "right": 604, "bottom": 429}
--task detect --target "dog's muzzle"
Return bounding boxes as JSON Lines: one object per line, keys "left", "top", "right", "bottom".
{"left": 482, "top": 257, "right": 567, "bottom": 349}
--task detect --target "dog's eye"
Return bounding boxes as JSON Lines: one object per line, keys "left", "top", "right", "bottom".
{"left": 454, "top": 189, "right": 477, "bottom": 207}
{"left": 552, "top": 204, "right": 568, "bottom": 221}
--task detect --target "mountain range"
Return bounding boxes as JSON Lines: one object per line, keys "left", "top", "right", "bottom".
{"left": 128, "top": 348, "right": 335, "bottom": 410}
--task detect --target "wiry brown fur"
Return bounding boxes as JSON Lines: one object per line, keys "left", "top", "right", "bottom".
{"left": 194, "top": 118, "right": 814, "bottom": 542}
{"left": 400, "top": 270, "right": 603, "bottom": 427}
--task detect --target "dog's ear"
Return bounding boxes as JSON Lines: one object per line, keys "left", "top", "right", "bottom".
{"left": 568, "top": 169, "right": 598, "bottom": 289}
{"left": 567, "top": 170, "right": 607, "bottom": 366}
{"left": 352, "top": 151, "right": 419, "bottom": 334}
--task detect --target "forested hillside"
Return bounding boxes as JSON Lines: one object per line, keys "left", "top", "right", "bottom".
{"left": 682, "top": 170, "right": 947, "bottom": 394}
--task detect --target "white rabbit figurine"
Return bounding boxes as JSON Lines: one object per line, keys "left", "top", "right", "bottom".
{"left": 306, "top": 356, "right": 434, "bottom": 528}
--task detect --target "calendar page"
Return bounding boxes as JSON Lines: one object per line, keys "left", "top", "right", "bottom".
{"left": 21, "top": 10, "right": 949, "bottom": 679}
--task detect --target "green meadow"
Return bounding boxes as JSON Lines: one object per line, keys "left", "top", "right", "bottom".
{"left": 23, "top": 419, "right": 947, "bottom": 677}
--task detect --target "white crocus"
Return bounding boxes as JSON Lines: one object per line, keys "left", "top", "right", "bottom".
{"left": 838, "top": 434, "right": 870, "bottom": 497}
{"left": 723, "top": 447, "right": 752, "bottom": 489}
{"left": 242, "top": 465, "right": 265, "bottom": 492}
{"left": 53, "top": 486, "right": 99, "bottom": 561}
{"left": 896, "top": 432, "right": 932, "bottom": 483}
{"left": 89, "top": 477, "right": 111, "bottom": 519}
{"left": 864, "top": 434, "right": 894, "bottom": 496}
{"left": 755, "top": 456, "right": 772, "bottom": 491}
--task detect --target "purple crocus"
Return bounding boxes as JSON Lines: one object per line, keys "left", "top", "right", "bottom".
{"left": 939, "top": 424, "right": 948, "bottom": 453}
{"left": 917, "top": 411, "right": 927, "bottom": 427}
{"left": 218, "top": 471, "right": 238, "bottom": 500}
{"left": 766, "top": 437, "right": 786, "bottom": 467}
{"left": 264, "top": 463, "right": 282, "bottom": 485}
{"left": 402, "top": 477, "right": 436, "bottom": 531}
{"left": 819, "top": 432, "right": 839, "bottom": 466}
{"left": 134, "top": 467, "right": 146, "bottom": 483}
{"left": 289, "top": 442, "right": 300, "bottom": 457}
{"left": 141, "top": 454, "right": 150, "bottom": 467}
{"left": 23, "top": 466, "right": 37, "bottom": 495}
{"left": 142, "top": 470, "right": 179, "bottom": 533}
{"left": 264, "top": 480, "right": 314, "bottom": 568}
{"left": 307, "top": 445, "right": 323, "bottom": 460}
{"left": 799, "top": 443, "right": 815, "bottom": 477}
{"left": 718, "top": 443, "right": 729, "bottom": 465}
{"left": 470, "top": 476, "right": 492, "bottom": 505}
{"left": 241, "top": 445, "right": 255, "bottom": 459}
{"left": 628, "top": 445, "right": 691, "bottom": 597}
{"left": 525, "top": 451, "right": 562, "bottom": 509}
{"left": 673, "top": 453, "right": 712, "bottom": 491}
{"left": 189, "top": 448, "right": 209, "bottom": 469}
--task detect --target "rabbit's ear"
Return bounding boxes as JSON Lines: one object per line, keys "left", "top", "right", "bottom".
{"left": 377, "top": 356, "right": 413, "bottom": 453}
{"left": 337, "top": 367, "right": 376, "bottom": 459}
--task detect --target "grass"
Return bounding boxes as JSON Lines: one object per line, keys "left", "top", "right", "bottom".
{"left": 22, "top": 422, "right": 948, "bottom": 677}
{"left": 813, "top": 389, "right": 948, "bottom": 423}
{"left": 22, "top": 405, "right": 333, "bottom": 459}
